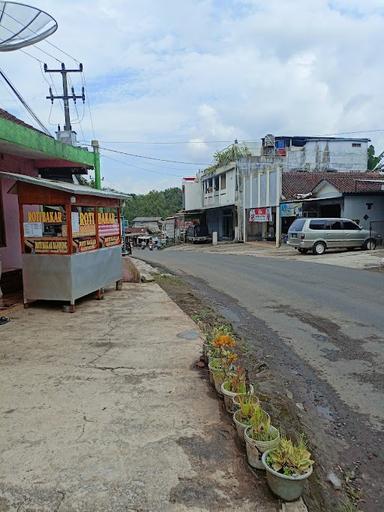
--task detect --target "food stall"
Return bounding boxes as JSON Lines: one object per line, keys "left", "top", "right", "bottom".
{"left": 0, "top": 171, "right": 125, "bottom": 312}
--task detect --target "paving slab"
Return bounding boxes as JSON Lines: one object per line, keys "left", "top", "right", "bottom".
{"left": 0, "top": 283, "right": 278, "bottom": 512}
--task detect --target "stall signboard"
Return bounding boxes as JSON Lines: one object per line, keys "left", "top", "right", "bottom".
{"left": 24, "top": 206, "right": 67, "bottom": 254}
{"left": 280, "top": 202, "right": 303, "bottom": 217}
{"left": 249, "top": 207, "right": 272, "bottom": 223}
{"left": 98, "top": 210, "right": 120, "bottom": 247}
{"left": 34, "top": 240, "right": 68, "bottom": 254}
{"left": 77, "top": 238, "right": 97, "bottom": 252}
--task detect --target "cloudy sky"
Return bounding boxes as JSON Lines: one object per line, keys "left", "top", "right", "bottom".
{"left": 1, "top": 0, "right": 384, "bottom": 193}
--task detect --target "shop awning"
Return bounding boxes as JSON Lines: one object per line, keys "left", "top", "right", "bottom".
{"left": 0, "top": 171, "right": 127, "bottom": 200}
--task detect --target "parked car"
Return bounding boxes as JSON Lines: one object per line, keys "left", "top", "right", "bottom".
{"left": 186, "top": 225, "right": 212, "bottom": 244}
{"left": 288, "top": 217, "right": 377, "bottom": 255}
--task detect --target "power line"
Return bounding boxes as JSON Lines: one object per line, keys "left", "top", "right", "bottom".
{"left": 0, "top": 68, "right": 51, "bottom": 135}
{"left": 87, "top": 145, "right": 211, "bottom": 166}
{"left": 86, "top": 139, "right": 234, "bottom": 145}
{"left": 101, "top": 153, "right": 183, "bottom": 178}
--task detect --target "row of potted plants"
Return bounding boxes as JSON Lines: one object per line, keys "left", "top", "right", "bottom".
{"left": 205, "top": 327, "right": 314, "bottom": 502}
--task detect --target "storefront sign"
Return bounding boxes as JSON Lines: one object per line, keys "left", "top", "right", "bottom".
{"left": 280, "top": 202, "right": 302, "bottom": 217}
{"left": 103, "top": 235, "right": 120, "bottom": 247}
{"left": 99, "top": 223, "right": 120, "bottom": 236}
{"left": 77, "top": 238, "right": 97, "bottom": 252}
{"left": 27, "top": 211, "right": 62, "bottom": 223}
{"left": 249, "top": 207, "right": 272, "bottom": 223}
{"left": 34, "top": 240, "right": 68, "bottom": 254}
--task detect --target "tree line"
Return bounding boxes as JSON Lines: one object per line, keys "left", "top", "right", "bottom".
{"left": 123, "top": 187, "right": 183, "bottom": 223}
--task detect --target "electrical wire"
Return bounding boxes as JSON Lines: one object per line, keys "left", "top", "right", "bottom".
{"left": 86, "top": 139, "right": 234, "bottom": 145}
{"left": 0, "top": 67, "right": 51, "bottom": 135}
{"left": 101, "top": 153, "right": 184, "bottom": 178}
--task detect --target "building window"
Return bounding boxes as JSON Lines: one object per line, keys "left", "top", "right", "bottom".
{"left": 0, "top": 189, "right": 5, "bottom": 247}
{"left": 214, "top": 176, "right": 219, "bottom": 191}
{"left": 352, "top": 143, "right": 361, "bottom": 147}
{"left": 220, "top": 173, "right": 226, "bottom": 190}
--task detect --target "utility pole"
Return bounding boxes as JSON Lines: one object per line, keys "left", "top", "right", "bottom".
{"left": 44, "top": 62, "right": 85, "bottom": 145}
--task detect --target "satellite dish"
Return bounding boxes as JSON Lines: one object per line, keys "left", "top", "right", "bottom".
{"left": 0, "top": 1, "right": 57, "bottom": 52}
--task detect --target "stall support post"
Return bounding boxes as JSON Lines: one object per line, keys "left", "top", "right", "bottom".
{"left": 92, "top": 140, "right": 102, "bottom": 190}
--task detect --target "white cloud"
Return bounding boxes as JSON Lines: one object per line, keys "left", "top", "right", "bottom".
{"left": 1, "top": 0, "right": 384, "bottom": 193}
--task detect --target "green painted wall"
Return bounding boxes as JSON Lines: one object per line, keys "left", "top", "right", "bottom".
{"left": 0, "top": 116, "right": 95, "bottom": 168}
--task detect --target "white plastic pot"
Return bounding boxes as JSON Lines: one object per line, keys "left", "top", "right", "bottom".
{"left": 221, "top": 382, "right": 254, "bottom": 414}
{"left": 262, "top": 450, "right": 313, "bottom": 501}
{"left": 232, "top": 409, "right": 251, "bottom": 445}
{"left": 208, "top": 361, "right": 225, "bottom": 395}
{"left": 244, "top": 423, "right": 279, "bottom": 470}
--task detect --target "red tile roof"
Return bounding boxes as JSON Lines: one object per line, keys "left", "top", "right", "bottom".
{"left": 282, "top": 172, "right": 384, "bottom": 200}
{"left": 0, "top": 108, "right": 51, "bottom": 137}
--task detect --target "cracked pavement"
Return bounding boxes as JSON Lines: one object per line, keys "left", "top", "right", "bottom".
{"left": 0, "top": 283, "right": 278, "bottom": 512}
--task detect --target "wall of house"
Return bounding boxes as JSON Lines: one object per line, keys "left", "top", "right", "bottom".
{"left": 285, "top": 140, "right": 368, "bottom": 171}
{"left": 342, "top": 195, "right": 384, "bottom": 230}
{"left": 183, "top": 180, "right": 202, "bottom": 211}
{"left": 203, "top": 169, "right": 236, "bottom": 208}
{"left": 0, "top": 155, "right": 38, "bottom": 271}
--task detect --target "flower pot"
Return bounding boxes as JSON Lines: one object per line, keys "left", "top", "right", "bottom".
{"left": 208, "top": 361, "right": 225, "bottom": 395}
{"left": 244, "top": 423, "right": 279, "bottom": 470}
{"left": 221, "top": 382, "right": 254, "bottom": 414}
{"left": 232, "top": 409, "right": 250, "bottom": 445}
{"left": 262, "top": 450, "right": 313, "bottom": 501}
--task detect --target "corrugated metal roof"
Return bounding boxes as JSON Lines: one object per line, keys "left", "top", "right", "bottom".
{"left": 0, "top": 171, "right": 127, "bottom": 199}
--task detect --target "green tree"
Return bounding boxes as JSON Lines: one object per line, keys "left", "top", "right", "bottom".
{"left": 123, "top": 187, "right": 182, "bottom": 223}
{"left": 367, "top": 144, "right": 384, "bottom": 170}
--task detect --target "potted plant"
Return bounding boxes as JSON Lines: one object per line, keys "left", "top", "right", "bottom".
{"left": 208, "top": 357, "right": 225, "bottom": 393}
{"left": 221, "top": 367, "right": 254, "bottom": 413}
{"left": 244, "top": 407, "right": 279, "bottom": 470}
{"left": 232, "top": 393, "right": 260, "bottom": 444}
{"left": 262, "top": 436, "right": 314, "bottom": 501}
{"left": 208, "top": 342, "right": 238, "bottom": 395}
{"left": 203, "top": 325, "right": 232, "bottom": 364}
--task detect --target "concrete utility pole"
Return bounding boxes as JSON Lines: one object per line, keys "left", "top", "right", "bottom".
{"left": 44, "top": 63, "right": 85, "bottom": 144}
{"left": 91, "top": 139, "right": 102, "bottom": 190}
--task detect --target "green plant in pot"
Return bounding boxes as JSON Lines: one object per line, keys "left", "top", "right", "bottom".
{"left": 204, "top": 324, "right": 233, "bottom": 364}
{"left": 232, "top": 393, "right": 260, "bottom": 444}
{"left": 262, "top": 436, "right": 314, "bottom": 501}
{"left": 244, "top": 406, "right": 279, "bottom": 470}
{"left": 208, "top": 349, "right": 237, "bottom": 395}
{"left": 221, "top": 367, "right": 254, "bottom": 414}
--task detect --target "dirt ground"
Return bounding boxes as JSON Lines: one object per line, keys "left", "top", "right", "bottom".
{"left": 155, "top": 273, "right": 369, "bottom": 512}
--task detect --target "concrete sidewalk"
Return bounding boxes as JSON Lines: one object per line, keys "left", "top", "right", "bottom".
{"left": 0, "top": 283, "right": 277, "bottom": 512}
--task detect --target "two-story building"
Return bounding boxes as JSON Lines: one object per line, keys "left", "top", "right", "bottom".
{"left": 182, "top": 162, "right": 239, "bottom": 241}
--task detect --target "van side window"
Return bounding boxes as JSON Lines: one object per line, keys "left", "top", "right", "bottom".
{"left": 329, "top": 221, "right": 342, "bottom": 230}
{"left": 343, "top": 221, "right": 359, "bottom": 230}
{"left": 309, "top": 220, "right": 325, "bottom": 230}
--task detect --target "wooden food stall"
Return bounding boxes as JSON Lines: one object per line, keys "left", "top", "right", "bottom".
{"left": 2, "top": 171, "right": 125, "bottom": 312}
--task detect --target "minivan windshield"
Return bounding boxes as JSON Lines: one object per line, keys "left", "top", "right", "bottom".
{"left": 289, "top": 218, "right": 306, "bottom": 232}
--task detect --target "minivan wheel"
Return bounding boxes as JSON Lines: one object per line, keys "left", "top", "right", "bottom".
{"left": 313, "top": 242, "right": 326, "bottom": 255}
{"left": 364, "top": 239, "right": 376, "bottom": 251}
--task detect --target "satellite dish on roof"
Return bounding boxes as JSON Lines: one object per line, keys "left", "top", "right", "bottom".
{"left": 0, "top": 1, "right": 57, "bottom": 52}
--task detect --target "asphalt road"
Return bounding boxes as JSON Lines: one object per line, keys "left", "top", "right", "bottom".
{"left": 137, "top": 247, "right": 384, "bottom": 510}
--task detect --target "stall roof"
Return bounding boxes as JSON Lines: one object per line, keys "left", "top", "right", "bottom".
{"left": 0, "top": 171, "right": 127, "bottom": 200}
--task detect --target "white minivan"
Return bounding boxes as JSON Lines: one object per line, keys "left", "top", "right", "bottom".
{"left": 288, "top": 218, "right": 377, "bottom": 255}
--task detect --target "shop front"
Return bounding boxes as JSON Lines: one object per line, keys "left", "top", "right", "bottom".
{"left": 0, "top": 171, "right": 124, "bottom": 312}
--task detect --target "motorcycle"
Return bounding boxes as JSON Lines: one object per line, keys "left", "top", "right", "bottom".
{"left": 148, "top": 241, "right": 154, "bottom": 251}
